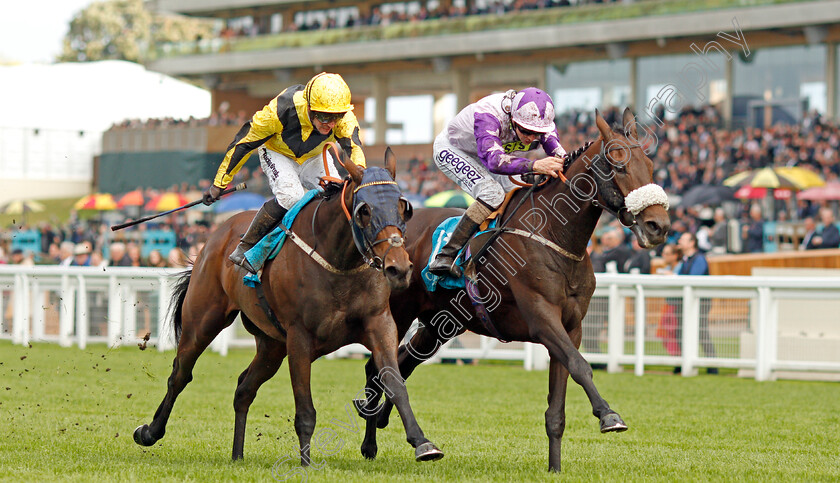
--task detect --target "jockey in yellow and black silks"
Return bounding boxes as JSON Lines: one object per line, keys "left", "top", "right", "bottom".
{"left": 202, "top": 72, "right": 366, "bottom": 274}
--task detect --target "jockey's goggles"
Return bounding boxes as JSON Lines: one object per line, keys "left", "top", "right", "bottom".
{"left": 514, "top": 123, "right": 542, "bottom": 137}
{"left": 312, "top": 111, "right": 345, "bottom": 124}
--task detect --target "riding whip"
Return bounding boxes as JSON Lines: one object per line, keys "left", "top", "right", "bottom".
{"left": 110, "top": 183, "right": 247, "bottom": 231}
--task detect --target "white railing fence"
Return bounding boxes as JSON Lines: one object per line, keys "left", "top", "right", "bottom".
{"left": 2, "top": 266, "right": 839, "bottom": 381}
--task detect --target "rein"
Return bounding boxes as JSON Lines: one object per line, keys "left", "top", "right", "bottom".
{"left": 470, "top": 138, "right": 654, "bottom": 265}
{"left": 286, "top": 143, "right": 406, "bottom": 274}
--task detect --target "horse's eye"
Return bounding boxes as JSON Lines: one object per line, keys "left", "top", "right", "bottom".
{"left": 354, "top": 203, "right": 371, "bottom": 228}
{"left": 400, "top": 198, "right": 413, "bottom": 221}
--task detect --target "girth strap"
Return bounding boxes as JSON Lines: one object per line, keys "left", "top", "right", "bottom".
{"left": 253, "top": 280, "right": 286, "bottom": 338}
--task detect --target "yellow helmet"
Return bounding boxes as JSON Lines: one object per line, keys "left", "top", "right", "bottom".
{"left": 304, "top": 72, "right": 354, "bottom": 113}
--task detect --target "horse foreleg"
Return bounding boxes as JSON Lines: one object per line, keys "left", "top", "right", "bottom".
{"left": 525, "top": 300, "right": 627, "bottom": 434}
{"left": 286, "top": 328, "right": 319, "bottom": 468}
{"left": 362, "top": 312, "right": 443, "bottom": 462}
{"left": 358, "top": 318, "right": 446, "bottom": 459}
{"left": 546, "top": 357, "right": 570, "bottom": 472}
{"left": 232, "top": 332, "right": 287, "bottom": 461}
{"left": 134, "top": 310, "right": 234, "bottom": 447}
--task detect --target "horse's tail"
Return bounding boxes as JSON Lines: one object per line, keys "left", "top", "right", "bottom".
{"left": 167, "top": 269, "right": 192, "bottom": 344}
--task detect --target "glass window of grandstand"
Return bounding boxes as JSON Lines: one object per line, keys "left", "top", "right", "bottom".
{"left": 547, "top": 60, "right": 631, "bottom": 127}
{"left": 734, "top": 45, "right": 826, "bottom": 128}
{"left": 636, "top": 53, "right": 728, "bottom": 126}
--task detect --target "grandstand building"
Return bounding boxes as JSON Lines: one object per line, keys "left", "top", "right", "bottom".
{"left": 100, "top": 0, "right": 840, "bottom": 190}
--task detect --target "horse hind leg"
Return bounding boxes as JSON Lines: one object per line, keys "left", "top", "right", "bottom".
{"left": 133, "top": 306, "right": 236, "bottom": 447}
{"left": 232, "top": 323, "right": 287, "bottom": 461}
{"left": 545, "top": 357, "right": 570, "bottom": 472}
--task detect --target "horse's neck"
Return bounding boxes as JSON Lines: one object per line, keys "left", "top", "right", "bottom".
{"left": 309, "top": 190, "right": 363, "bottom": 270}
{"left": 510, "top": 140, "right": 603, "bottom": 259}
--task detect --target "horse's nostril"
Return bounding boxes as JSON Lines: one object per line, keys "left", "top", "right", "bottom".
{"left": 646, "top": 221, "right": 664, "bottom": 237}
{"left": 385, "top": 266, "right": 400, "bottom": 279}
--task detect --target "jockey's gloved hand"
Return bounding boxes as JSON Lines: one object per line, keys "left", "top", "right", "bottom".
{"left": 533, "top": 157, "right": 565, "bottom": 178}
{"left": 202, "top": 185, "right": 224, "bottom": 206}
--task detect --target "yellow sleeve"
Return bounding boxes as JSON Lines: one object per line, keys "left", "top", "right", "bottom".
{"left": 333, "top": 110, "right": 366, "bottom": 168}
{"left": 213, "top": 99, "right": 282, "bottom": 187}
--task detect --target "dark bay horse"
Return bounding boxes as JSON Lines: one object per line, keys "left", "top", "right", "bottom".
{"left": 356, "top": 109, "right": 671, "bottom": 471}
{"left": 134, "top": 147, "right": 444, "bottom": 465}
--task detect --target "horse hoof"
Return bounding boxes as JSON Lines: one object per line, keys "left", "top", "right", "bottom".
{"left": 361, "top": 444, "right": 378, "bottom": 460}
{"left": 415, "top": 442, "right": 444, "bottom": 462}
{"left": 133, "top": 424, "right": 157, "bottom": 446}
{"left": 600, "top": 412, "right": 628, "bottom": 433}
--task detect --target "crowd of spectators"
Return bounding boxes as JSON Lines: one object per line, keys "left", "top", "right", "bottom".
{"left": 216, "top": 0, "right": 617, "bottom": 38}
{"left": 6, "top": 102, "right": 840, "bottom": 269}
{"left": 109, "top": 105, "right": 252, "bottom": 130}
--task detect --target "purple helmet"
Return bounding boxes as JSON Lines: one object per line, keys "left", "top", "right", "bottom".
{"left": 511, "top": 88, "right": 555, "bottom": 133}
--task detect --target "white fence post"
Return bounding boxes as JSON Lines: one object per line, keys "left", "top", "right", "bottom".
{"left": 107, "top": 276, "right": 123, "bottom": 347}
{"left": 12, "top": 273, "right": 30, "bottom": 346}
{"left": 76, "top": 275, "right": 88, "bottom": 350}
{"left": 526, "top": 342, "right": 549, "bottom": 371}
{"left": 31, "top": 281, "right": 45, "bottom": 342}
{"left": 755, "top": 287, "right": 779, "bottom": 381}
{"left": 59, "top": 275, "right": 75, "bottom": 347}
{"left": 123, "top": 286, "right": 137, "bottom": 344}
{"left": 681, "top": 285, "right": 699, "bottom": 376}
{"left": 607, "top": 283, "right": 624, "bottom": 373}
{"left": 157, "top": 275, "right": 175, "bottom": 351}
{"left": 634, "top": 285, "right": 646, "bottom": 377}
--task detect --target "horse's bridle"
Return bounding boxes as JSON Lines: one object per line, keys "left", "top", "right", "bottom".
{"left": 590, "top": 141, "right": 644, "bottom": 228}
{"left": 317, "top": 143, "right": 411, "bottom": 273}
{"left": 344, "top": 177, "right": 410, "bottom": 272}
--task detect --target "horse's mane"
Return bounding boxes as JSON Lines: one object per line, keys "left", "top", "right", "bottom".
{"left": 563, "top": 141, "right": 594, "bottom": 173}
{"left": 317, "top": 178, "right": 346, "bottom": 199}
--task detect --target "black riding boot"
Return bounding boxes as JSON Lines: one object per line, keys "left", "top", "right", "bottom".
{"left": 429, "top": 200, "right": 493, "bottom": 278}
{"left": 229, "top": 199, "right": 287, "bottom": 274}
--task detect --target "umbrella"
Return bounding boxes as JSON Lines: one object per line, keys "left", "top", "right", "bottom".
{"left": 774, "top": 166, "right": 825, "bottom": 189}
{"left": 723, "top": 167, "right": 823, "bottom": 190}
{"left": 0, "top": 199, "right": 45, "bottom": 215}
{"left": 424, "top": 190, "right": 474, "bottom": 208}
{"left": 678, "top": 185, "right": 736, "bottom": 207}
{"left": 116, "top": 189, "right": 146, "bottom": 208}
{"left": 74, "top": 193, "right": 117, "bottom": 211}
{"left": 213, "top": 192, "right": 268, "bottom": 213}
{"left": 797, "top": 182, "right": 840, "bottom": 201}
{"left": 145, "top": 193, "right": 190, "bottom": 211}
{"left": 734, "top": 186, "right": 792, "bottom": 200}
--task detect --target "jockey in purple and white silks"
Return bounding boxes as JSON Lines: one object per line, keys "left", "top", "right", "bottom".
{"left": 429, "top": 87, "right": 568, "bottom": 278}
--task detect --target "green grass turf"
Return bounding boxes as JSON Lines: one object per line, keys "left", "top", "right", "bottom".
{"left": 1, "top": 341, "right": 839, "bottom": 482}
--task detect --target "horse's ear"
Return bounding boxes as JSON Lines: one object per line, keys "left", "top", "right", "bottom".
{"left": 595, "top": 109, "right": 612, "bottom": 142}
{"left": 345, "top": 160, "right": 364, "bottom": 184}
{"left": 384, "top": 147, "right": 396, "bottom": 180}
{"left": 623, "top": 107, "right": 638, "bottom": 141}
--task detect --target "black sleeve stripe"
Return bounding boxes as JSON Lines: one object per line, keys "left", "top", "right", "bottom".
{"left": 225, "top": 122, "right": 252, "bottom": 152}
{"left": 225, "top": 132, "right": 276, "bottom": 176}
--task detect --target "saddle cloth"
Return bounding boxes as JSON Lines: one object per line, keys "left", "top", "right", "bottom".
{"left": 420, "top": 215, "right": 497, "bottom": 292}
{"left": 242, "top": 189, "right": 320, "bottom": 287}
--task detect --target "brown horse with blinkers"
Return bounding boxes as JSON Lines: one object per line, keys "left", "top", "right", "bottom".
{"left": 356, "top": 109, "right": 671, "bottom": 471}
{"left": 133, "top": 147, "right": 444, "bottom": 465}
